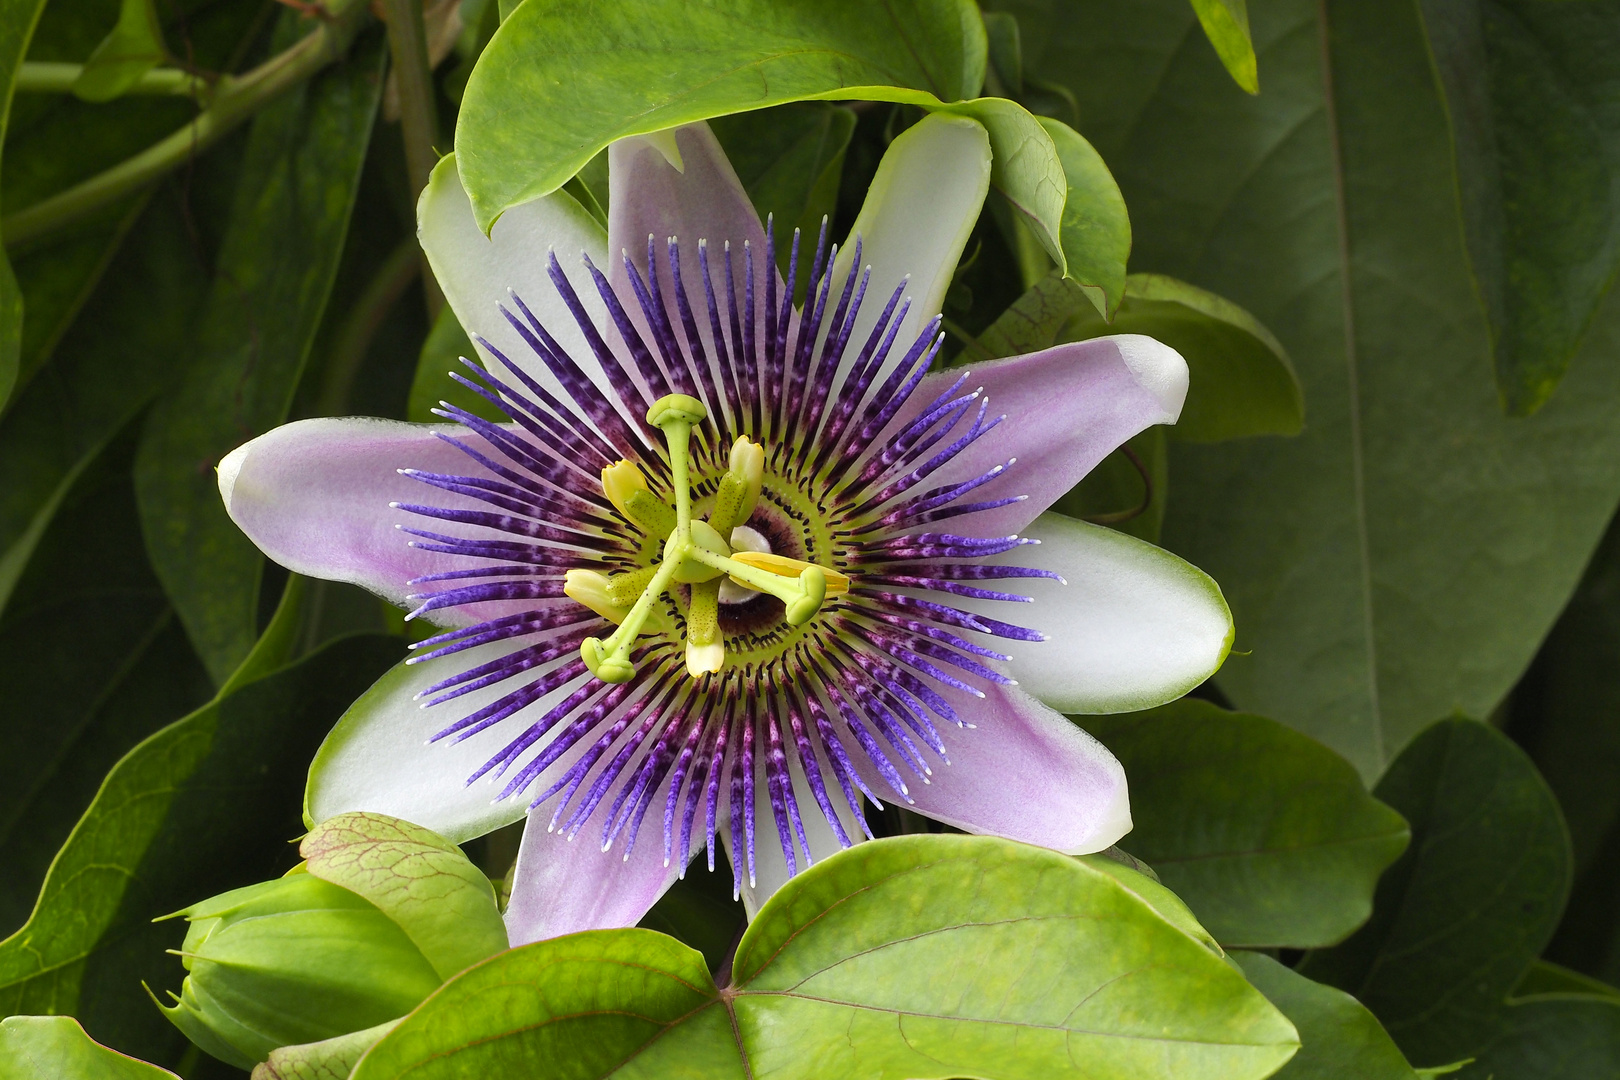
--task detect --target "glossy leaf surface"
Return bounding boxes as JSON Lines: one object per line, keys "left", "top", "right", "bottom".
{"left": 353, "top": 836, "right": 1299, "bottom": 1080}
{"left": 1089, "top": 699, "right": 1409, "bottom": 948}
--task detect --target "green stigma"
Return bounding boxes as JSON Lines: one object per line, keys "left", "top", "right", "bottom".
{"left": 569, "top": 394, "right": 847, "bottom": 682}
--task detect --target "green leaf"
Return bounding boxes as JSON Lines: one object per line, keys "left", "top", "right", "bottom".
{"left": 1051, "top": 426, "right": 1168, "bottom": 543}
{"left": 1419, "top": 0, "right": 1620, "bottom": 415}
{"left": 1512, "top": 514, "right": 1620, "bottom": 981}
{"left": 1454, "top": 996, "right": 1620, "bottom": 1080}
{"left": 255, "top": 1018, "right": 401, "bottom": 1080}
{"left": 133, "top": 18, "right": 385, "bottom": 685}
{"left": 300, "top": 812, "right": 508, "bottom": 982}
{"left": 1086, "top": 699, "right": 1409, "bottom": 949}
{"left": 455, "top": 0, "right": 987, "bottom": 231}
{"left": 354, "top": 836, "right": 1299, "bottom": 1080}
{"left": 0, "top": 0, "right": 52, "bottom": 410}
{"left": 1001, "top": 0, "right": 1620, "bottom": 777}
{"left": 0, "top": 1015, "right": 178, "bottom": 1079}
{"left": 71, "top": 0, "right": 166, "bottom": 103}
{"left": 1077, "top": 852, "right": 1224, "bottom": 957}
{"left": 1300, "top": 718, "right": 1571, "bottom": 1066}
{"left": 1514, "top": 961, "right": 1620, "bottom": 1002}
{"left": 709, "top": 101, "right": 856, "bottom": 281}
{"left": 0, "top": 633, "right": 403, "bottom": 1068}
{"left": 0, "top": 422, "right": 212, "bottom": 933}
{"left": 1189, "top": 0, "right": 1258, "bottom": 94}
{"left": 978, "top": 270, "right": 1303, "bottom": 443}
{"left": 1234, "top": 952, "right": 1420, "bottom": 1079}
{"left": 1037, "top": 116, "right": 1129, "bottom": 317}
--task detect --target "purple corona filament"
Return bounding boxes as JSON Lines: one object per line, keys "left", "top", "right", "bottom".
{"left": 396, "top": 218, "right": 1050, "bottom": 894}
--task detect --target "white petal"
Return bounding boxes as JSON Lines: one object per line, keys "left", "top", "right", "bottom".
{"left": 825, "top": 113, "right": 991, "bottom": 407}
{"left": 960, "top": 512, "right": 1234, "bottom": 714}
{"left": 417, "top": 154, "right": 610, "bottom": 400}
{"left": 305, "top": 643, "right": 589, "bottom": 843}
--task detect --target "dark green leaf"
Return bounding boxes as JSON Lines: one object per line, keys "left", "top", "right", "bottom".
{"left": 710, "top": 101, "right": 856, "bottom": 282}
{"left": 1419, "top": 0, "right": 1620, "bottom": 415}
{"left": 1300, "top": 718, "right": 1571, "bottom": 1066}
{"left": 1051, "top": 426, "right": 1167, "bottom": 543}
{"left": 1088, "top": 699, "right": 1409, "bottom": 949}
{"left": 1189, "top": 0, "right": 1258, "bottom": 93}
{"left": 1234, "top": 952, "right": 1420, "bottom": 1080}
{"left": 134, "top": 19, "right": 384, "bottom": 684}
{"left": 997, "top": 0, "right": 1620, "bottom": 777}
{"left": 354, "top": 836, "right": 1299, "bottom": 1080}
{"left": 1514, "top": 961, "right": 1620, "bottom": 1001}
{"left": 979, "top": 270, "right": 1302, "bottom": 442}
{"left": 0, "top": 633, "right": 403, "bottom": 1069}
{"left": 456, "top": 0, "right": 987, "bottom": 230}
{"left": 72, "top": 0, "right": 166, "bottom": 103}
{"left": 1455, "top": 996, "right": 1620, "bottom": 1080}
{"left": 299, "top": 812, "right": 508, "bottom": 982}
{"left": 635, "top": 868, "right": 745, "bottom": 975}
{"left": 0, "top": 1015, "right": 178, "bottom": 1079}
{"left": 0, "top": 0, "right": 51, "bottom": 409}
{"left": 0, "top": 423, "right": 212, "bottom": 933}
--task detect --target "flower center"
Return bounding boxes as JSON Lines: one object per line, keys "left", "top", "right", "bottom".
{"left": 563, "top": 393, "right": 849, "bottom": 682}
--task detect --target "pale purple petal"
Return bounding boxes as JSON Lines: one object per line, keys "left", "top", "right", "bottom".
{"left": 857, "top": 683, "right": 1131, "bottom": 855}
{"left": 504, "top": 793, "right": 684, "bottom": 945}
{"left": 217, "top": 417, "right": 571, "bottom": 627}
{"left": 876, "top": 334, "right": 1188, "bottom": 537}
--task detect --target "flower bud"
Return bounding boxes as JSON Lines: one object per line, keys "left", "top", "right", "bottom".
{"left": 155, "top": 870, "right": 441, "bottom": 1070}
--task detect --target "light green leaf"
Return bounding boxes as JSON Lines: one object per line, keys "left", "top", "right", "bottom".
{"left": 1234, "top": 952, "right": 1421, "bottom": 1079}
{"left": 353, "top": 835, "right": 1298, "bottom": 1080}
{"left": 979, "top": 270, "right": 1302, "bottom": 442}
{"left": 1420, "top": 0, "right": 1620, "bottom": 415}
{"left": 1189, "top": 0, "right": 1258, "bottom": 93}
{"left": 1087, "top": 699, "right": 1409, "bottom": 949}
{"left": 133, "top": 17, "right": 385, "bottom": 685}
{"left": 999, "top": 0, "right": 1620, "bottom": 777}
{"left": 1078, "top": 852, "right": 1223, "bottom": 956}
{"left": 71, "top": 0, "right": 166, "bottom": 103}
{"left": 0, "top": 0, "right": 51, "bottom": 411}
{"left": 455, "top": 0, "right": 987, "bottom": 231}
{"left": 0, "top": 1015, "right": 179, "bottom": 1079}
{"left": 1037, "top": 116, "right": 1129, "bottom": 317}
{"left": 300, "top": 812, "right": 508, "bottom": 982}
{"left": 1300, "top": 718, "right": 1571, "bottom": 1066}
{"left": 253, "top": 1018, "right": 401, "bottom": 1080}
{"left": 1454, "top": 996, "right": 1620, "bottom": 1080}
{"left": 0, "top": 634, "right": 402, "bottom": 1067}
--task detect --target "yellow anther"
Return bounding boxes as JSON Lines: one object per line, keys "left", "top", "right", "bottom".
{"left": 564, "top": 569, "right": 671, "bottom": 635}
{"left": 600, "top": 460, "right": 647, "bottom": 518}
{"left": 727, "top": 551, "right": 849, "bottom": 596}
{"left": 709, "top": 436, "right": 764, "bottom": 534}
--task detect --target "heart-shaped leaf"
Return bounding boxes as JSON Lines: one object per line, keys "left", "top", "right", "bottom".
{"left": 351, "top": 835, "right": 1298, "bottom": 1080}
{"left": 1087, "top": 699, "right": 1409, "bottom": 948}
{"left": 1300, "top": 718, "right": 1571, "bottom": 1066}
{"left": 1233, "top": 952, "right": 1419, "bottom": 1079}
{"left": 0, "top": 1015, "right": 178, "bottom": 1079}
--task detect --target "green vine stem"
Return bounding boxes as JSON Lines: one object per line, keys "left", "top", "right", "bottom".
{"left": 1, "top": 0, "right": 371, "bottom": 252}
{"left": 381, "top": 0, "right": 445, "bottom": 319}
{"left": 15, "top": 62, "right": 212, "bottom": 99}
